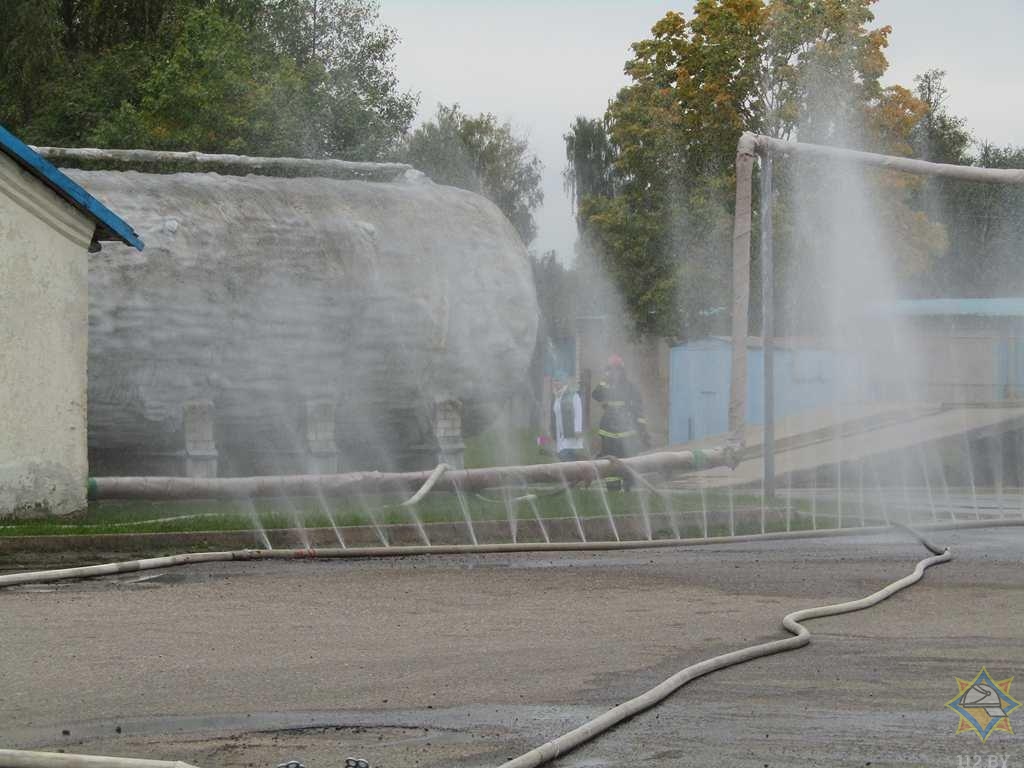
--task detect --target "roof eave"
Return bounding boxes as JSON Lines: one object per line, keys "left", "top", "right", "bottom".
{"left": 0, "top": 125, "right": 144, "bottom": 251}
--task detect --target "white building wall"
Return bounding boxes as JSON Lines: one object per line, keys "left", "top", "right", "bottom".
{"left": 0, "top": 151, "right": 93, "bottom": 518}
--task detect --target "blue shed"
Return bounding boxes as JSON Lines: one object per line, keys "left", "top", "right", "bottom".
{"left": 880, "top": 298, "right": 1024, "bottom": 402}
{"left": 668, "top": 338, "right": 852, "bottom": 443}
{"left": 671, "top": 300, "right": 1024, "bottom": 444}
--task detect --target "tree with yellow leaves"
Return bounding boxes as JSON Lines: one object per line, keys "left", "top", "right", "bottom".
{"left": 566, "top": 0, "right": 946, "bottom": 338}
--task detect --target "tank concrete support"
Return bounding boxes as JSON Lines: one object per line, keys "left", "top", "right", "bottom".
{"left": 183, "top": 400, "right": 218, "bottom": 478}
{"left": 305, "top": 399, "right": 340, "bottom": 474}
{"left": 434, "top": 398, "right": 466, "bottom": 470}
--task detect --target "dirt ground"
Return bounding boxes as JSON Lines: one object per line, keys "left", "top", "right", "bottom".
{"left": 2, "top": 526, "right": 1021, "bottom": 767}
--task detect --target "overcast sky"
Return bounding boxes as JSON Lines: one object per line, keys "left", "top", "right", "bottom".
{"left": 379, "top": 1, "right": 1024, "bottom": 262}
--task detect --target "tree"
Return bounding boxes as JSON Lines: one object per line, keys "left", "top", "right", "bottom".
{"left": 910, "top": 69, "right": 971, "bottom": 165}
{"left": 530, "top": 250, "right": 576, "bottom": 342}
{"left": 256, "top": 0, "right": 419, "bottom": 158}
{"left": 0, "top": 0, "right": 67, "bottom": 131}
{"left": 565, "top": 0, "right": 942, "bottom": 338}
{"left": 925, "top": 142, "right": 1024, "bottom": 297}
{"left": 88, "top": 7, "right": 310, "bottom": 154}
{"left": 563, "top": 116, "right": 616, "bottom": 220}
{"left": 402, "top": 104, "right": 544, "bottom": 245}
{"left": 0, "top": 0, "right": 417, "bottom": 160}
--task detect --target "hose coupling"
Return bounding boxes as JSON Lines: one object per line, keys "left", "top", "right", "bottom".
{"left": 277, "top": 761, "right": 305, "bottom": 768}
{"left": 345, "top": 759, "right": 370, "bottom": 768}
{"left": 723, "top": 440, "right": 744, "bottom": 470}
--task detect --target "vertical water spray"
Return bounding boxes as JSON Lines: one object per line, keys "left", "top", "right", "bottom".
{"left": 697, "top": 474, "right": 710, "bottom": 538}
{"left": 857, "top": 461, "right": 865, "bottom": 527}
{"left": 353, "top": 490, "right": 391, "bottom": 547}
{"left": 936, "top": 324, "right": 979, "bottom": 522}
{"left": 784, "top": 470, "right": 793, "bottom": 532}
{"left": 279, "top": 493, "right": 311, "bottom": 550}
{"left": 318, "top": 494, "right": 347, "bottom": 548}
{"left": 727, "top": 484, "right": 736, "bottom": 537}
{"left": 525, "top": 494, "right": 550, "bottom": 543}
{"left": 870, "top": 455, "right": 890, "bottom": 525}
{"left": 658, "top": 487, "right": 680, "bottom": 541}
{"left": 589, "top": 462, "right": 620, "bottom": 541}
{"left": 502, "top": 485, "right": 518, "bottom": 544}
{"left": 450, "top": 478, "right": 479, "bottom": 546}
{"left": 833, "top": 393, "right": 844, "bottom": 530}
{"left": 810, "top": 470, "right": 818, "bottom": 530}
{"left": 240, "top": 497, "right": 273, "bottom": 550}
{"left": 557, "top": 466, "right": 586, "bottom": 542}
{"left": 1018, "top": 428, "right": 1024, "bottom": 521}
{"left": 929, "top": 441, "right": 954, "bottom": 520}
{"left": 632, "top": 484, "right": 657, "bottom": 539}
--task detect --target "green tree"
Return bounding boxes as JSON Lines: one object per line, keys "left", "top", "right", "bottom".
{"left": 910, "top": 69, "right": 972, "bottom": 165}
{"left": 256, "top": 0, "right": 419, "bottom": 158}
{"left": 0, "top": 0, "right": 417, "bottom": 160}
{"left": 928, "top": 143, "right": 1024, "bottom": 297}
{"left": 565, "top": 0, "right": 940, "bottom": 337}
{"left": 88, "top": 7, "right": 309, "bottom": 154}
{"left": 563, "top": 116, "right": 616, "bottom": 220}
{"left": 0, "top": 0, "right": 67, "bottom": 131}
{"left": 530, "top": 250, "right": 576, "bottom": 342}
{"left": 402, "top": 103, "right": 544, "bottom": 244}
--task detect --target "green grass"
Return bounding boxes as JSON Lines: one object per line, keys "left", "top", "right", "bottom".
{"left": 462, "top": 427, "right": 554, "bottom": 469}
{"left": 0, "top": 488, "right": 802, "bottom": 538}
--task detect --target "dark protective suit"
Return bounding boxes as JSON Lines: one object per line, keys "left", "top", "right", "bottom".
{"left": 592, "top": 371, "right": 648, "bottom": 458}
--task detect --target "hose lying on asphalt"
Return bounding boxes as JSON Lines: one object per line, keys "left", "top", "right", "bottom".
{"left": 0, "top": 749, "right": 199, "bottom": 768}
{"left": 1, "top": 519, "right": 1015, "bottom": 590}
{"left": 496, "top": 533, "right": 952, "bottom": 768}
{"left": 0, "top": 526, "right": 1002, "bottom": 768}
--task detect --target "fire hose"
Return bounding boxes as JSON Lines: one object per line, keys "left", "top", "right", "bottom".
{"left": 497, "top": 528, "right": 951, "bottom": 768}
{"left": 0, "top": 527, "right": 957, "bottom": 768}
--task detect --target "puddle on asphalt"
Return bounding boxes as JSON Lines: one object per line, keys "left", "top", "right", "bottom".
{"left": 16, "top": 705, "right": 600, "bottom": 768}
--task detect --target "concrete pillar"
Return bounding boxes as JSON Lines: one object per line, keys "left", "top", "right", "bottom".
{"left": 305, "top": 398, "right": 340, "bottom": 474}
{"left": 183, "top": 400, "right": 218, "bottom": 478}
{"left": 433, "top": 397, "right": 465, "bottom": 469}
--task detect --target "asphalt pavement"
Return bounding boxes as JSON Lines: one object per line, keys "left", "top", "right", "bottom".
{"left": 2, "top": 526, "right": 1021, "bottom": 768}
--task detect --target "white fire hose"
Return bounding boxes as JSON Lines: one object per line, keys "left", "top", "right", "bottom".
{"left": 0, "top": 751, "right": 199, "bottom": 768}
{"left": 0, "top": 527, "right": 959, "bottom": 768}
{"left": 498, "top": 529, "right": 951, "bottom": 768}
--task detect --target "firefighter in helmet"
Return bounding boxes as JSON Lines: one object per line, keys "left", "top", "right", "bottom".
{"left": 592, "top": 354, "right": 650, "bottom": 461}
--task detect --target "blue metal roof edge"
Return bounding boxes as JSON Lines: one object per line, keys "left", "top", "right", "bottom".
{"left": 0, "top": 124, "right": 143, "bottom": 251}
{"left": 885, "top": 298, "right": 1024, "bottom": 317}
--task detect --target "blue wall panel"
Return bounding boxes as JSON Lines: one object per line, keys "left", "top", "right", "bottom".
{"left": 669, "top": 339, "right": 852, "bottom": 444}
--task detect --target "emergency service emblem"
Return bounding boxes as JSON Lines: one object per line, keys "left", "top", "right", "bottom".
{"left": 946, "top": 667, "right": 1020, "bottom": 742}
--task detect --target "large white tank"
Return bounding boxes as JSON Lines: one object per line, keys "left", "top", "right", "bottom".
{"left": 64, "top": 161, "right": 539, "bottom": 475}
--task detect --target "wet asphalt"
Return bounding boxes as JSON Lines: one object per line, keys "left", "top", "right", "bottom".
{"left": 1, "top": 526, "right": 1021, "bottom": 767}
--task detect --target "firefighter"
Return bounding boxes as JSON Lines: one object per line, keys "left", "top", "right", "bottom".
{"left": 592, "top": 354, "right": 650, "bottom": 462}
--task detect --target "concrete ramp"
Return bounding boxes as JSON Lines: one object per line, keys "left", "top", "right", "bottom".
{"left": 672, "top": 401, "right": 1024, "bottom": 489}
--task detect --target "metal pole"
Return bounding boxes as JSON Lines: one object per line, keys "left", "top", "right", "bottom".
{"left": 728, "top": 135, "right": 757, "bottom": 444}
{"left": 760, "top": 152, "right": 775, "bottom": 503}
{"left": 729, "top": 130, "right": 1024, "bottom": 463}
